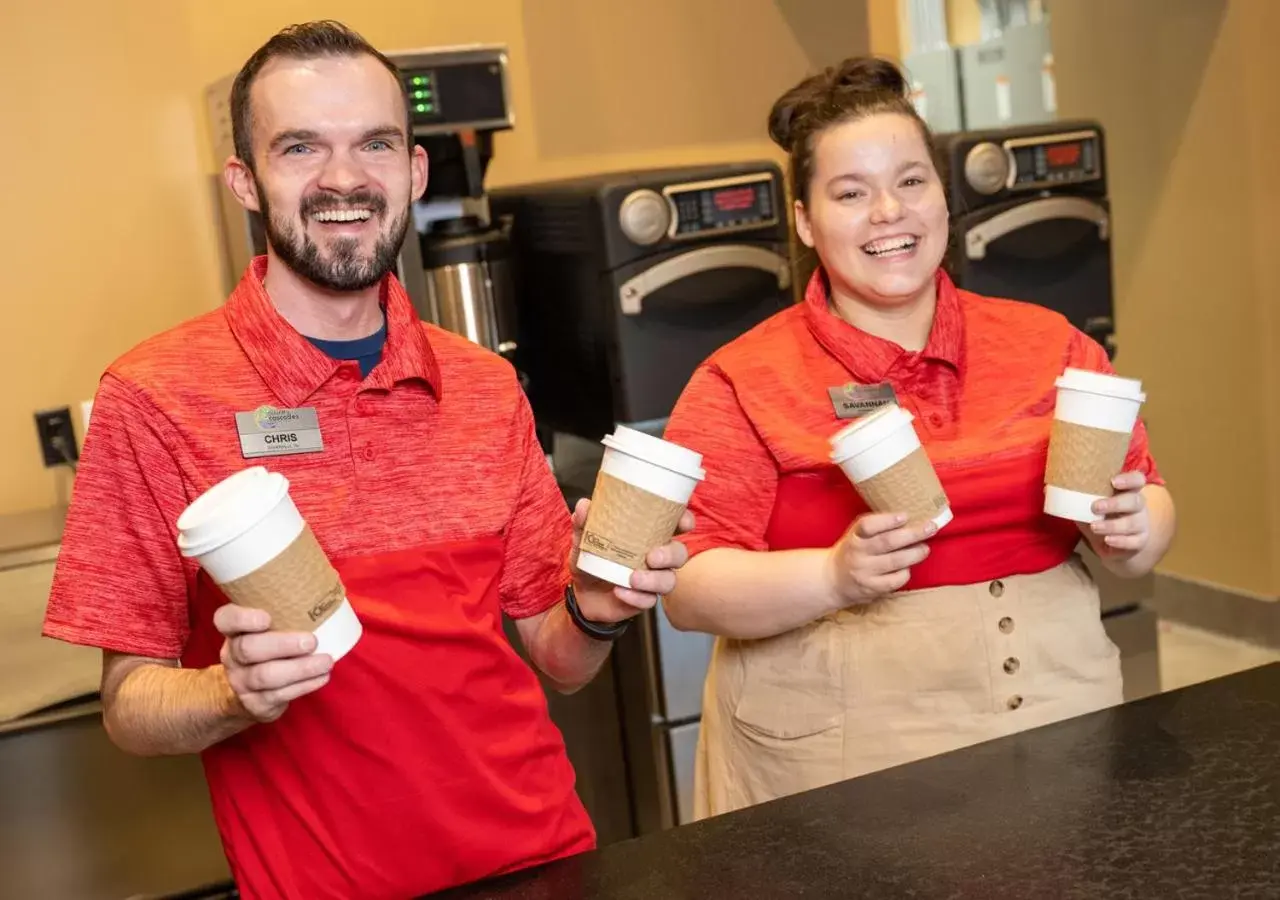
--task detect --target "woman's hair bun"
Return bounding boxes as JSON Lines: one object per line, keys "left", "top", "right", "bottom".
{"left": 767, "top": 91, "right": 803, "bottom": 150}
{"left": 767, "top": 56, "right": 929, "bottom": 203}
{"left": 832, "top": 57, "right": 909, "bottom": 98}
{"left": 767, "top": 57, "right": 910, "bottom": 150}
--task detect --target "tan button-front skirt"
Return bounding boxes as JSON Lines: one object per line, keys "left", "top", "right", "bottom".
{"left": 693, "top": 556, "right": 1124, "bottom": 819}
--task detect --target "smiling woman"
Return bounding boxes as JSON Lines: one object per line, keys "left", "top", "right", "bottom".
{"left": 771, "top": 57, "right": 950, "bottom": 346}
{"left": 660, "top": 56, "right": 1176, "bottom": 820}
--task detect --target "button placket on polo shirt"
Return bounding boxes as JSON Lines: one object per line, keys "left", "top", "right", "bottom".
{"left": 893, "top": 359, "right": 954, "bottom": 440}
{"left": 331, "top": 363, "right": 377, "bottom": 468}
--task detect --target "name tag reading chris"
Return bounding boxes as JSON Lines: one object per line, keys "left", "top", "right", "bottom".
{"left": 828, "top": 382, "right": 898, "bottom": 420}
{"left": 236, "top": 406, "right": 324, "bottom": 459}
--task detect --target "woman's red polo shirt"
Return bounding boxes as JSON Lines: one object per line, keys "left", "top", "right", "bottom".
{"left": 664, "top": 269, "right": 1163, "bottom": 589}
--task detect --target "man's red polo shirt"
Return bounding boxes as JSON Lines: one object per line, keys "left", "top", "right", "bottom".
{"left": 664, "top": 269, "right": 1164, "bottom": 589}
{"left": 43, "top": 257, "right": 594, "bottom": 899}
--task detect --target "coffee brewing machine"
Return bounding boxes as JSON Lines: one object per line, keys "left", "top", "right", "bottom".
{"left": 204, "top": 45, "right": 519, "bottom": 363}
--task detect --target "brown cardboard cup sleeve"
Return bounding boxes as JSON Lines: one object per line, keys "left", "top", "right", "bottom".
{"left": 217, "top": 525, "right": 346, "bottom": 633}
{"left": 581, "top": 472, "right": 686, "bottom": 570}
{"left": 854, "top": 447, "right": 950, "bottom": 525}
{"left": 1046, "top": 420, "right": 1133, "bottom": 496}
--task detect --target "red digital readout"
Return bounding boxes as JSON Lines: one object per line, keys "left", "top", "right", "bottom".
{"left": 712, "top": 186, "right": 758, "bottom": 212}
{"left": 1045, "top": 142, "right": 1082, "bottom": 168}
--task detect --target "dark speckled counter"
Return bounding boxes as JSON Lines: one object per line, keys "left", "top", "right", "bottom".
{"left": 430, "top": 663, "right": 1280, "bottom": 899}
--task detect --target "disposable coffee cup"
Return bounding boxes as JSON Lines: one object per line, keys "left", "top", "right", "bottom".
{"left": 176, "top": 467, "right": 362, "bottom": 661}
{"left": 1044, "top": 368, "right": 1146, "bottom": 524}
{"left": 829, "top": 404, "right": 952, "bottom": 530}
{"left": 576, "top": 426, "right": 706, "bottom": 588}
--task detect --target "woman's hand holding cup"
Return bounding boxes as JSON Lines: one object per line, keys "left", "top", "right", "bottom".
{"left": 825, "top": 512, "right": 938, "bottom": 606}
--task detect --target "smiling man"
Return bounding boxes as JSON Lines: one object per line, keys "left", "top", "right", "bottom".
{"left": 42, "top": 21, "right": 692, "bottom": 900}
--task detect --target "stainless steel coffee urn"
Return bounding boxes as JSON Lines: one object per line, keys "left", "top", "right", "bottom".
{"left": 421, "top": 215, "right": 517, "bottom": 363}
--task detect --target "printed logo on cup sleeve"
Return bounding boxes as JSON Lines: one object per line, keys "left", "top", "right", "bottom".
{"left": 218, "top": 525, "right": 347, "bottom": 633}
{"left": 580, "top": 473, "right": 686, "bottom": 571}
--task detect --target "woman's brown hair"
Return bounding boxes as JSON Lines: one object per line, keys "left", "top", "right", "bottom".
{"left": 768, "top": 56, "right": 938, "bottom": 206}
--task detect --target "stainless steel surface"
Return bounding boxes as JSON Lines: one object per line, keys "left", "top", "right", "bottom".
{"left": 649, "top": 602, "right": 713, "bottom": 722}
{"left": 397, "top": 215, "right": 430, "bottom": 324}
{"left": 618, "top": 189, "right": 670, "bottom": 246}
{"left": 963, "top": 141, "right": 1010, "bottom": 194}
{"left": 0, "top": 697, "right": 102, "bottom": 736}
{"left": 666, "top": 721, "right": 700, "bottom": 827}
{"left": 964, "top": 196, "right": 1109, "bottom": 259}
{"left": 425, "top": 259, "right": 513, "bottom": 352}
{"left": 617, "top": 244, "right": 791, "bottom": 315}
{"left": 0, "top": 713, "right": 230, "bottom": 899}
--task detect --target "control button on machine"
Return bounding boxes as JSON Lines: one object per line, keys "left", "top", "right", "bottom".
{"left": 964, "top": 142, "right": 1011, "bottom": 196}
{"left": 619, "top": 189, "right": 672, "bottom": 246}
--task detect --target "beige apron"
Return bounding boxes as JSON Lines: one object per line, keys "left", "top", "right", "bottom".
{"left": 693, "top": 557, "right": 1123, "bottom": 819}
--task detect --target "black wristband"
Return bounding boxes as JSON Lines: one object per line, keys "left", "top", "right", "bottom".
{"left": 563, "top": 582, "right": 631, "bottom": 641}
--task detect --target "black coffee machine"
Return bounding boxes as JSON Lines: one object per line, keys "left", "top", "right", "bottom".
{"left": 389, "top": 46, "right": 519, "bottom": 366}
{"left": 935, "top": 120, "right": 1117, "bottom": 358}
{"left": 490, "top": 162, "right": 794, "bottom": 452}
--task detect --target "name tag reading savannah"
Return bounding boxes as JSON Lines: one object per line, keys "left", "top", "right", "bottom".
{"left": 828, "top": 382, "right": 898, "bottom": 420}
{"left": 236, "top": 406, "right": 324, "bottom": 459}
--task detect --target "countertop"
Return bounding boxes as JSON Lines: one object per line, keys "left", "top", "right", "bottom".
{"left": 430, "top": 663, "right": 1280, "bottom": 899}
{"left": 0, "top": 503, "right": 65, "bottom": 567}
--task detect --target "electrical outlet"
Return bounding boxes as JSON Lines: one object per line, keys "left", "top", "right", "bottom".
{"left": 80, "top": 399, "right": 94, "bottom": 437}
{"left": 34, "top": 407, "right": 78, "bottom": 468}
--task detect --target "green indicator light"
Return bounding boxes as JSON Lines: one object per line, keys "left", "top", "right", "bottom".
{"left": 411, "top": 76, "right": 426, "bottom": 86}
{"left": 416, "top": 104, "right": 427, "bottom": 113}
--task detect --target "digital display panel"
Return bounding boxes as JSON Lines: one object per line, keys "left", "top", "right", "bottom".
{"left": 669, "top": 178, "right": 776, "bottom": 236}
{"left": 1009, "top": 133, "right": 1100, "bottom": 188}
{"left": 711, "top": 185, "right": 760, "bottom": 214}
{"left": 1044, "top": 141, "right": 1083, "bottom": 169}
{"left": 403, "top": 70, "right": 440, "bottom": 121}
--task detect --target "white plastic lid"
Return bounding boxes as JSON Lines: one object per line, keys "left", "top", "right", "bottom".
{"left": 829, "top": 403, "right": 915, "bottom": 462}
{"left": 1055, "top": 367, "right": 1146, "bottom": 402}
{"left": 603, "top": 425, "right": 706, "bottom": 481}
{"left": 176, "top": 467, "right": 290, "bottom": 558}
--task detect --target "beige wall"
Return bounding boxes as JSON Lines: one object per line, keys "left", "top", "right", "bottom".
{"left": 3, "top": 1, "right": 870, "bottom": 516}
{"left": 1052, "top": 0, "right": 1280, "bottom": 594}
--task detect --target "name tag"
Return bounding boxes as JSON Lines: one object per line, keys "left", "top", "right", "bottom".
{"left": 236, "top": 406, "right": 324, "bottom": 458}
{"left": 827, "top": 382, "right": 898, "bottom": 420}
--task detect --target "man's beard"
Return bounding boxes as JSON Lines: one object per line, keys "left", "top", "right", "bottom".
{"left": 258, "top": 183, "right": 409, "bottom": 292}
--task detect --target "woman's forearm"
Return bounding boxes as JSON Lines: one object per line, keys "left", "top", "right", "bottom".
{"left": 663, "top": 547, "right": 840, "bottom": 640}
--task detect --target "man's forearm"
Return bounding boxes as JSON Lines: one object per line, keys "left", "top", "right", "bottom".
{"left": 526, "top": 601, "right": 615, "bottom": 694}
{"left": 104, "top": 661, "right": 253, "bottom": 756}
